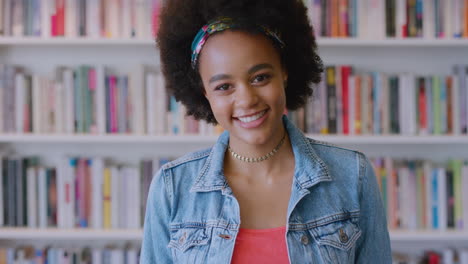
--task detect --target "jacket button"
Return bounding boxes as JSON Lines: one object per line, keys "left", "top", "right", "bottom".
{"left": 179, "top": 232, "right": 187, "bottom": 244}
{"left": 300, "top": 235, "right": 309, "bottom": 245}
{"left": 219, "top": 234, "right": 232, "bottom": 240}
{"left": 339, "top": 229, "right": 348, "bottom": 243}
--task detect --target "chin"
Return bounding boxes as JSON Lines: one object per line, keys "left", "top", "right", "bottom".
{"left": 233, "top": 129, "right": 272, "bottom": 146}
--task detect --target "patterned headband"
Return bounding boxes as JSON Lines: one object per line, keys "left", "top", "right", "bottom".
{"left": 190, "top": 17, "right": 285, "bottom": 69}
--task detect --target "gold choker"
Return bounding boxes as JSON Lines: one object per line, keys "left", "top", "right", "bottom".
{"left": 227, "top": 133, "right": 286, "bottom": 163}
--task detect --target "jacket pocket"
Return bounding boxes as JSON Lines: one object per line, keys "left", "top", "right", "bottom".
{"left": 168, "top": 226, "right": 211, "bottom": 263}
{"left": 309, "top": 218, "right": 361, "bottom": 263}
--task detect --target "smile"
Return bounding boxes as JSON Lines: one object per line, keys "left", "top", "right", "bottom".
{"left": 238, "top": 110, "right": 267, "bottom": 123}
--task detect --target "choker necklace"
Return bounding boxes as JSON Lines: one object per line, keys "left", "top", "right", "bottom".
{"left": 227, "top": 133, "right": 286, "bottom": 163}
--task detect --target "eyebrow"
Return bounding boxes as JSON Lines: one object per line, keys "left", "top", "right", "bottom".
{"left": 208, "top": 63, "right": 274, "bottom": 84}
{"left": 248, "top": 63, "right": 274, "bottom": 75}
{"left": 209, "top": 74, "right": 232, "bottom": 84}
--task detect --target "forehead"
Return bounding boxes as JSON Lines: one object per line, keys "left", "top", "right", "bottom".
{"left": 198, "top": 30, "right": 282, "bottom": 75}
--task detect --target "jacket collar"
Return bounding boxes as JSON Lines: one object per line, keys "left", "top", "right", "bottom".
{"left": 190, "top": 115, "right": 331, "bottom": 193}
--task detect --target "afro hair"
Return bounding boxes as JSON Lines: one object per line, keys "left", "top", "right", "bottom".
{"left": 157, "top": 0, "right": 324, "bottom": 124}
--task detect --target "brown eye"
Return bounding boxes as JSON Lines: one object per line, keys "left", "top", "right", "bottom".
{"left": 252, "top": 74, "right": 271, "bottom": 84}
{"left": 215, "top": 84, "right": 231, "bottom": 91}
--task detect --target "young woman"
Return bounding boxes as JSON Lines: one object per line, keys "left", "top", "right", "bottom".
{"left": 140, "top": 0, "right": 392, "bottom": 263}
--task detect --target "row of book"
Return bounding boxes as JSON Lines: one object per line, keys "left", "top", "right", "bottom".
{"left": 306, "top": 0, "right": 468, "bottom": 39}
{"left": 393, "top": 249, "right": 468, "bottom": 264}
{"left": 2, "top": 63, "right": 468, "bottom": 136}
{"left": 0, "top": 64, "right": 222, "bottom": 135}
{"left": 0, "top": 0, "right": 161, "bottom": 39}
{"left": 0, "top": 246, "right": 139, "bottom": 264}
{"left": 302, "top": 65, "right": 468, "bottom": 135}
{"left": 371, "top": 158, "right": 468, "bottom": 231}
{"left": 2, "top": 154, "right": 468, "bottom": 231}
{"left": 0, "top": 156, "right": 170, "bottom": 229}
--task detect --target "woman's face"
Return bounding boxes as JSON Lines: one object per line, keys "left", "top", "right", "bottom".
{"left": 198, "top": 30, "right": 287, "bottom": 146}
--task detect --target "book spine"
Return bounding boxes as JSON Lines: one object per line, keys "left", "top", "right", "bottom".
{"left": 155, "top": 72, "right": 167, "bottom": 135}
{"left": 433, "top": 76, "right": 441, "bottom": 134}
{"left": 418, "top": 77, "right": 427, "bottom": 134}
{"left": 341, "top": 66, "right": 351, "bottom": 134}
{"left": 103, "top": 167, "right": 111, "bottom": 229}
{"left": 438, "top": 167, "right": 448, "bottom": 231}
{"left": 396, "top": 0, "right": 407, "bottom": 37}
{"left": 326, "top": 66, "right": 337, "bottom": 134}
{"left": 452, "top": 75, "right": 461, "bottom": 135}
{"left": 96, "top": 65, "right": 106, "bottom": 134}
{"left": 56, "top": 0, "right": 65, "bottom": 36}
{"left": 65, "top": 0, "right": 76, "bottom": 37}
{"left": 447, "top": 77, "right": 453, "bottom": 134}
{"left": 452, "top": 160, "right": 463, "bottom": 229}
{"left": 37, "top": 167, "right": 47, "bottom": 228}
{"left": 440, "top": 77, "right": 448, "bottom": 134}
{"left": 462, "top": 164, "right": 468, "bottom": 229}
{"left": 110, "top": 166, "right": 119, "bottom": 228}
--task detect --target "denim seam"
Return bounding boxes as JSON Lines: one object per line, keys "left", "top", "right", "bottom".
{"left": 307, "top": 138, "right": 363, "bottom": 155}
{"left": 191, "top": 148, "right": 215, "bottom": 190}
{"left": 357, "top": 152, "right": 366, "bottom": 210}
{"left": 169, "top": 220, "right": 240, "bottom": 231}
{"left": 318, "top": 229, "right": 362, "bottom": 250}
{"left": 162, "top": 168, "right": 174, "bottom": 209}
{"left": 162, "top": 148, "right": 212, "bottom": 170}
{"left": 298, "top": 175, "right": 332, "bottom": 189}
{"left": 303, "top": 138, "right": 330, "bottom": 176}
{"left": 288, "top": 210, "right": 360, "bottom": 230}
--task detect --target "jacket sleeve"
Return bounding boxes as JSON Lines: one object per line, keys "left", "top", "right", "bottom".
{"left": 355, "top": 154, "right": 392, "bottom": 263}
{"left": 140, "top": 168, "right": 173, "bottom": 263}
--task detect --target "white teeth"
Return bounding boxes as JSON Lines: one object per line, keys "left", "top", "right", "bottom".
{"left": 238, "top": 110, "right": 266, "bottom": 123}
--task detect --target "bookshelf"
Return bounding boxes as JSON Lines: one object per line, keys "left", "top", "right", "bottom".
{"left": 2, "top": 1, "right": 468, "bottom": 262}
{"left": 2, "top": 37, "right": 468, "bottom": 255}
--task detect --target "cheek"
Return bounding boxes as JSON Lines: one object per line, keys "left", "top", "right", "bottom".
{"left": 207, "top": 96, "right": 232, "bottom": 118}
{"left": 269, "top": 84, "right": 287, "bottom": 106}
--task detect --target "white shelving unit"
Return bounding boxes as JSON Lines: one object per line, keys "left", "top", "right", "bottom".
{"left": 0, "top": 228, "right": 467, "bottom": 254}
{"left": 0, "top": 228, "right": 467, "bottom": 243}
{"left": 1, "top": 134, "right": 468, "bottom": 144}
{"left": 1, "top": 36, "right": 468, "bottom": 255}
{"left": 3, "top": 36, "right": 468, "bottom": 46}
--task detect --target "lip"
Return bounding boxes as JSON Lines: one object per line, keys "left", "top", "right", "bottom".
{"left": 234, "top": 109, "right": 269, "bottom": 129}
{"left": 234, "top": 109, "right": 268, "bottom": 119}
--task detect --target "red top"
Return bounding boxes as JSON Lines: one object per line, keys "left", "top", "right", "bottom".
{"left": 231, "top": 226, "right": 290, "bottom": 264}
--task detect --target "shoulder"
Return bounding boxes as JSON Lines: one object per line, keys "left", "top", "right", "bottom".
{"left": 161, "top": 147, "right": 212, "bottom": 171}
{"left": 156, "top": 147, "right": 212, "bottom": 186}
{"left": 306, "top": 137, "right": 367, "bottom": 164}
{"left": 304, "top": 137, "right": 371, "bottom": 187}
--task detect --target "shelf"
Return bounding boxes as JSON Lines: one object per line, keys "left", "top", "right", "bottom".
{"left": 0, "top": 37, "right": 155, "bottom": 46}
{"left": 0, "top": 228, "right": 142, "bottom": 241}
{"left": 317, "top": 38, "right": 468, "bottom": 47}
{"left": 390, "top": 230, "right": 468, "bottom": 250}
{"left": 0, "top": 134, "right": 218, "bottom": 144}
{"left": 0, "top": 134, "right": 467, "bottom": 145}
{"left": 1, "top": 37, "right": 468, "bottom": 47}
{"left": 1, "top": 228, "right": 467, "bottom": 245}
{"left": 390, "top": 230, "right": 468, "bottom": 242}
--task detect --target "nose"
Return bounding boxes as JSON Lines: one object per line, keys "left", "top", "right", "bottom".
{"left": 235, "top": 83, "right": 259, "bottom": 109}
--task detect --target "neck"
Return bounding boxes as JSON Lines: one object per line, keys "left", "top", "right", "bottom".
{"left": 224, "top": 132, "right": 294, "bottom": 179}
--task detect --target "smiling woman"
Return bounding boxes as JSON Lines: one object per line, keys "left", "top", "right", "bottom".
{"left": 199, "top": 31, "right": 287, "bottom": 151}
{"left": 140, "top": 1, "right": 392, "bottom": 263}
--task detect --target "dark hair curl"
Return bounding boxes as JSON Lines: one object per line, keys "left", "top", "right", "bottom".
{"left": 157, "top": 0, "right": 324, "bottom": 124}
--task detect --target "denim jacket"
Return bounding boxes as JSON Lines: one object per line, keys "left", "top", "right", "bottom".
{"left": 140, "top": 115, "right": 392, "bottom": 263}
